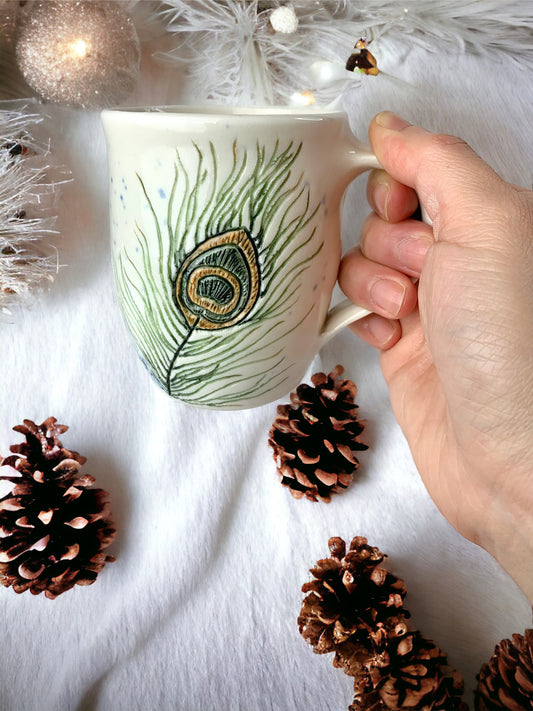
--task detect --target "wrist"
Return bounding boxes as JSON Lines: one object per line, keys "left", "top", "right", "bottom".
{"left": 484, "top": 493, "right": 533, "bottom": 603}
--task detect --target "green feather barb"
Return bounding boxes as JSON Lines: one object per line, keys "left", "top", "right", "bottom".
{"left": 114, "top": 138, "right": 322, "bottom": 407}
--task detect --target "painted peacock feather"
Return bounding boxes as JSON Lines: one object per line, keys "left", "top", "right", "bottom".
{"left": 114, "top": 139, "right": 322, "bottom": 407}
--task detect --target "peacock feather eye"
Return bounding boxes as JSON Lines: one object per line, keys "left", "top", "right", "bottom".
{"left": 174, "top": 228, "right": 260, "bottom": 330}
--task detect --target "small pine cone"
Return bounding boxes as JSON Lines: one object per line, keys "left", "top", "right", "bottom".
{"left": 475, "top": 629, "right": 533, "bottom": 711}
{"left": 349, "top": 630, "right": 468, "bottom": 710}
{"left": 0, "top": 418, "right": 116, "bottom": 599}
{"left": 268, "top": 365, "right": 368, "bottom": 502}
{"left": 298, "top": 536, "right": 408, "bottom": 660}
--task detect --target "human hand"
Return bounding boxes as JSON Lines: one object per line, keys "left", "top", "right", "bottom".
{"left": 339, "top": 112, "right": 533, "bottom": 601}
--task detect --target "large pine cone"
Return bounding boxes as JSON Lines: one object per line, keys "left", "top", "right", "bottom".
{"left": 475, "top": 629, "right": 533, "bottom": 710}
{"left": 299, "top": 536, "right": 467, "bottom": 711}
{"left": 349, "top": 629, "right": 468, "bottom": 710}
{"left": 0, "top": 418, "right": 116, "bottom": 599}
{"left": 268, "top": 365, "right": 368, "bottom": 502}
{"left": 298, "top": 536, "right": 408, "bottom": 660}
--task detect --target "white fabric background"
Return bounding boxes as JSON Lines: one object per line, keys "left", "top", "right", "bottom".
{"left": 0, "top": 23, "right": 532, "bottom": 711}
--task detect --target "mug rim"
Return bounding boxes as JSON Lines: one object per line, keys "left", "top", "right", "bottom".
{"left": 101, "top": 104, "right": 348, "bottom": 121}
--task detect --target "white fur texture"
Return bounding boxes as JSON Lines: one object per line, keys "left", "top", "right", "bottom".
{"left": 158, "top": 0, "right": 533, "bottom": 105}
{"left": 0, "top": 9, "right": 532, "bottom": 711}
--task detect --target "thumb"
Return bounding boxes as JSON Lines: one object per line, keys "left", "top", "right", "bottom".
{"left": 368, "top": 111, "right": 513, "bottom": 246}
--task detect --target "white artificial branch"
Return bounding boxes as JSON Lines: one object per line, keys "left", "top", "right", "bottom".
{"left": 0, "top": 101, "right": 65, "bottom": 316}
{"left": 155, "top": 0, "right": 533, "bottom": 105}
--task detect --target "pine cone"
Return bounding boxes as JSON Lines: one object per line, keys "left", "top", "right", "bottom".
{"left": 299, "top": 536, "right": 467, "bottom": 711}
{"left": 298, "top": 536, "right": 408, "bottom": 660}
{"left": 268, "top": 365, "right": 368, "bottom": 502}
{"left": 349, "top": 629, "right": 468, "bottom": 710}
{"left": 0, "top": 418, "right": 116, "bottom": 599}
{"left": 475, "top": 629, "right": 533, "bottom": 711}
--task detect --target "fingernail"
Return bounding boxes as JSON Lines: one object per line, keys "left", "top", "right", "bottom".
{"left": 370, "top": 277, "right": 406, "bottom": 317}
{"left": 375, "top": 111, "right": 411, "bottom": 131}
{"left": 396, "top": 236, "right": 431, "bottom": 273}
{"left": 372, "top": 180, "right": 390, "bottom": 220}
{"left": 367, "top": 315, "right": 397, "bottom": 347}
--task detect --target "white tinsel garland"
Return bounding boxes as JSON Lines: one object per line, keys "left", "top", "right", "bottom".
{"left": 157, "top": 0, "right": 533, "bottom": 105}
{"left": 0, "top": 101, "right": 64, "bottom": 316}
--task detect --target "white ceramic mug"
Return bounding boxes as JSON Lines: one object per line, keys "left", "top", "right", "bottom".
{"left": 101, "top": 106, "right": 380, "bottom": 409}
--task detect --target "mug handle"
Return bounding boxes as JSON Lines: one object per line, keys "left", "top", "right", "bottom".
{"left": 320, "top": 139, "right": 431, "bottom": 343}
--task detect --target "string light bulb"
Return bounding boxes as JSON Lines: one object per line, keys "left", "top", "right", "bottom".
{"left": 68, "top": 38, "right": 90, "bottom": 60}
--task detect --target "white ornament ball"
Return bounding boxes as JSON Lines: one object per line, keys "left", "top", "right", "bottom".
{"left": 16, "top": 1, "right": 140, "bottom": 109}
{"left": 270, "top": 5, "right": 299, "bottom": 34}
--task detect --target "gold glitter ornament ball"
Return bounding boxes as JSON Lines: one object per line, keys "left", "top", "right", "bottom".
{"left": 15, "top": 1, "right": 140, "bottom": 109}
{"left": 0, "top": 2, "right": 18, "bottom": 47}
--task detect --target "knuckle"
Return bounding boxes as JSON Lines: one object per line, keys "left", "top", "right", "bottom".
{"left": 415, "top": 134, "right": 476, "bottom": 194}
{"left": 429, "top": 133, "right": 469, "bottom": 150}
{"left": 422, "top": 134, "right": 472, "bottom": 169}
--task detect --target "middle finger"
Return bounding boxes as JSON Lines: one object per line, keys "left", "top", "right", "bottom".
{"left": 360, "top": 213, "right": 434, "bottom": 278}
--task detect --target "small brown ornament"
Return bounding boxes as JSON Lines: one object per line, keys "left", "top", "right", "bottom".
{"left": 268, "top": 365, "right": 368, "bottom": 502}
{"left": 0, "top": 418, "right": 116, "bottom": 599}
{"left": 346, "top": 39, "right": 380, "bottom": 76}
{"left": 475, "top": 629, "right": 533, "bottom": 710}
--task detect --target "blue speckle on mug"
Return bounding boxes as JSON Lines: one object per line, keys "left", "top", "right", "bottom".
{"left": 158, "top": 188, "right": 166, "bottom": 199}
